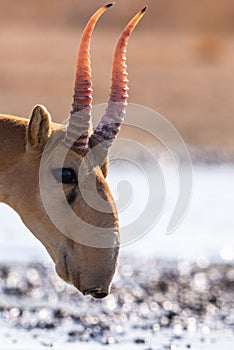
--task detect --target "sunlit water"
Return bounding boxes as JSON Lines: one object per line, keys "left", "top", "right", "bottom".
{"left": 0, "top": 164, "right": 233, "bottom": 263}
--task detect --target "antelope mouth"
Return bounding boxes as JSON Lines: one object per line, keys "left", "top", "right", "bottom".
{"left": 56, "top": 253, "right": 72, "bottom": 284}
{"left": 63, "top": 254, "right": 70, "bottom": 282}
{"left": 61, "top": 253, "right": 82, "bottom": 292}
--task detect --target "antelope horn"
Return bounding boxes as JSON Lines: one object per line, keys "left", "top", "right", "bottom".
{"left": 90, "top": 7, "right": 147, "bottom": 150}
{"left": 64, "top": 3, "right": 114, "bottom": 151}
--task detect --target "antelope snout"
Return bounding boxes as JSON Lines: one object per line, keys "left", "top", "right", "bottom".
{"left": 54, "top": 239, "right": 119, "bottom": 298}
{"left": 78, "top": 271, "right": 113, "bottom": 299}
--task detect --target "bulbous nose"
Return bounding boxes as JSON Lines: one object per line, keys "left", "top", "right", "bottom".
{"left": 84, "top": 288, "right": 108, "bottom": 299}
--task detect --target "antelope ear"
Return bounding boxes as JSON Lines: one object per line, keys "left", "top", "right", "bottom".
{"left": 26, "top": 105, "right": 51, "bottom": 152}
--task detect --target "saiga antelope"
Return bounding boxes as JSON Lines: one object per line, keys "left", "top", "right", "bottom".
{"left": 0, "top": 4, "right": 146, "bottom": 298}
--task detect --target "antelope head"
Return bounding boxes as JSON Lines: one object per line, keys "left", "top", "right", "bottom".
{"left": 23, "top": 4, "right": 146, "bottom": 298}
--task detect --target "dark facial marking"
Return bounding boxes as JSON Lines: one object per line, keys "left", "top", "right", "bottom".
{"left": 66, "top": 187, "right": 77, "bottom": 204}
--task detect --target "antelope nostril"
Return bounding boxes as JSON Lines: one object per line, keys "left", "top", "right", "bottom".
{"left": 93, "top": 291, "right": 108, "bottom": 299}
{"left": 84, "top": 288, "right": 108, "bottom": 299}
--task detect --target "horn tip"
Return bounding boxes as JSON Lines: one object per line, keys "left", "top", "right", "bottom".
{"left": 141, "top": 6, "right": 148, "bottom": 13}
{"left": 105, "top": 2, "right": 115, "bottom": 9}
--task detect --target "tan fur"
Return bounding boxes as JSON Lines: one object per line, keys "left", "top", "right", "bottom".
{"left": 0, "top": 107, "right": 119, "bottom": 297}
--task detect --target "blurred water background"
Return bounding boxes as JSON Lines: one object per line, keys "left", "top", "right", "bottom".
{"left": 0, "top": 163, "right": 233, "bottom": 264}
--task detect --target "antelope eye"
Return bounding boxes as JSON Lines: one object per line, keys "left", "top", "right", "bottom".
{"left": 52, "top": 168, "right": 77, "bottom": 185}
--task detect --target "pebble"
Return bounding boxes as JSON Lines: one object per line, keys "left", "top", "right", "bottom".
{"left": 134, "top": 338, "right": 147, "bottom": 344}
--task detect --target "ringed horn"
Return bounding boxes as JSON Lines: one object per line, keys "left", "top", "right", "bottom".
{"left": 64, "top": 4, "right": 147, "bottom": 153}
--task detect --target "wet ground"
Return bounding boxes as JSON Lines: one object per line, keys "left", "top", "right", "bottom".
{"left": 0, "top": 257, "right": 233, "bottom": 349}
